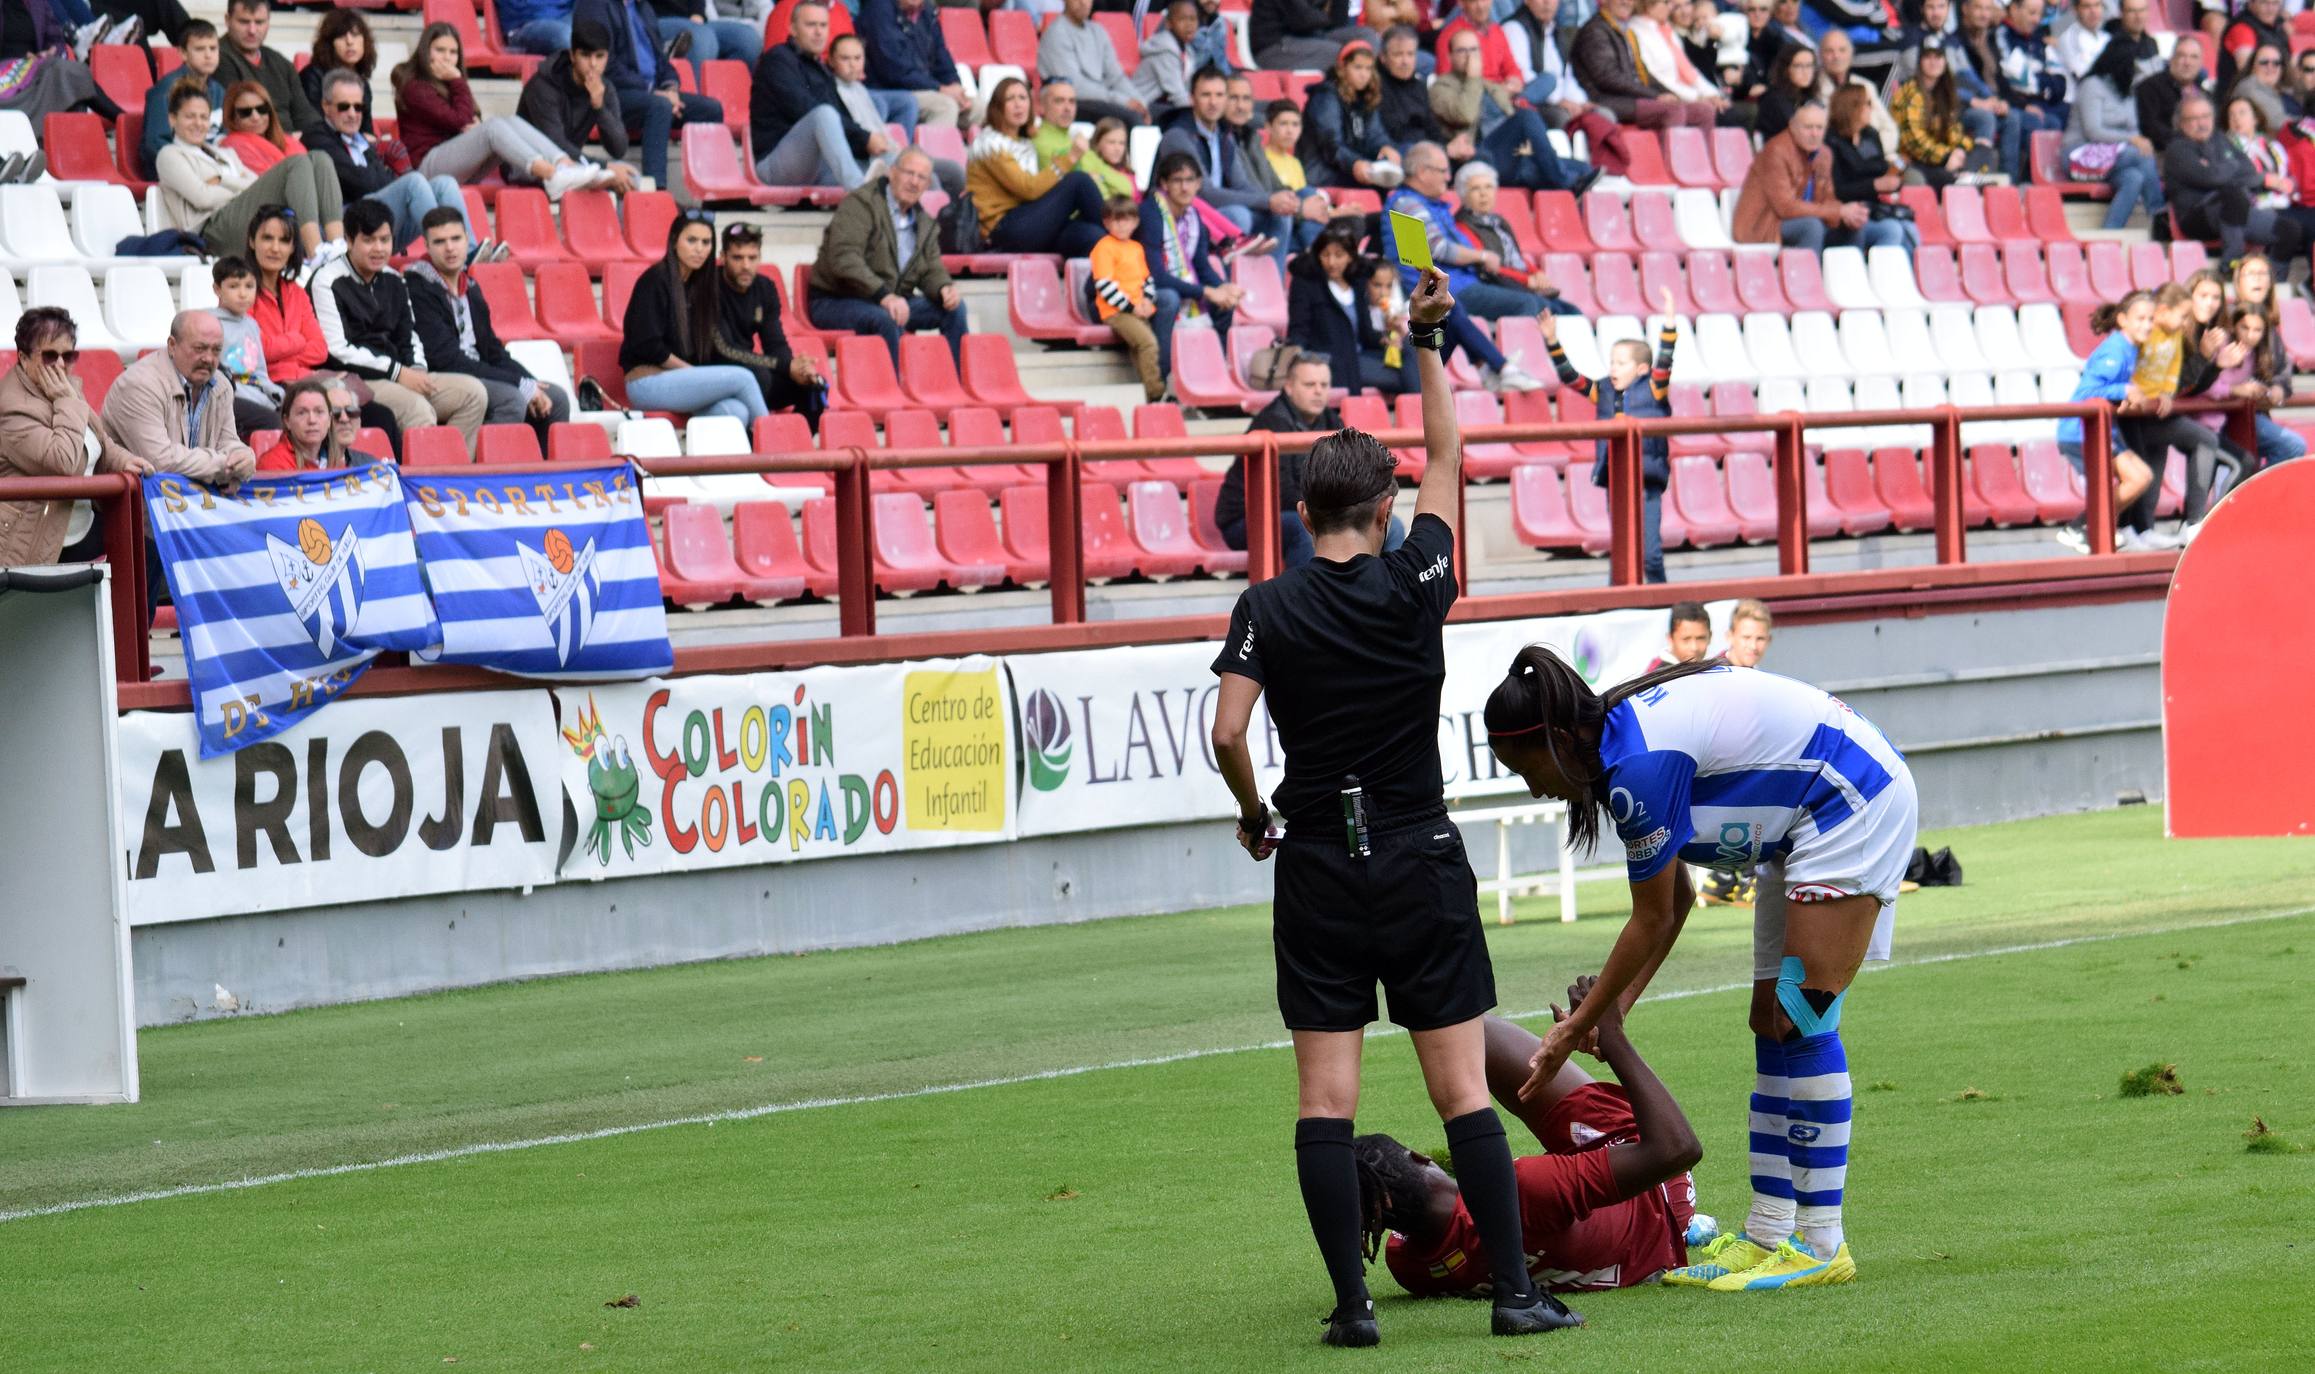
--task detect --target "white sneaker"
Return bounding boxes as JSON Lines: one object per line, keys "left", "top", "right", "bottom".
{"left": 585, "top": 163, "right": 620, "bottom": 189}
{"left": 71, "top": 17, "right": 103, "bottom": 60}
{"left": 101, "top": 15, "right": 144, "bottom": 46}
{"left": 1368, "top": 161, "right": 1405, "bottom": 189}
{"left": 2176, "top": 519, "right": 2204, "bottom": 544}
{"left": 2053, "top": 524, "right": 2088, "bottom": 554}
{"left": 299, "top": 237, "right": 347, "bottom": 287}
{"left": 543, "top": 162, "right": 593, "bottom": 201}
{"left": 1483, "top": 362, "right": 1547, "bottom": 393}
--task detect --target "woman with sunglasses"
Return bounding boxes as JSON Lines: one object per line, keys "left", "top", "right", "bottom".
{"left": 617, "top": 213, "right": 771, "bottom": 425}
{"left": 0, "top": 306, "right": 151, "bottom": 569}
{"left": 302, "top": 9, "right": 377, "bottom": 134}
{"left": 257, "top": 377, "right": 383, "bottom": 472}
{"left": 325, "top": 380, "right": 388, "bottom": 466}
{"left": 218, "top": 80, "right": 305, "bottom": 174}
{"left": 392, "top": 22, "right": 609, "bottom": 200}
{"left": 157, "top": 82, "right": 345, "bottom": 264}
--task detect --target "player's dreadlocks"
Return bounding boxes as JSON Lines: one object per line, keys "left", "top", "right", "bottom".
{"left": 1350, "top": 1133, "right": 1435, "bottom": 1263}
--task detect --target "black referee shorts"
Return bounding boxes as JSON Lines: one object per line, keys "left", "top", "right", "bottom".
{"left": 1272, "top": 814, "right": 1497, "bottom": 1034}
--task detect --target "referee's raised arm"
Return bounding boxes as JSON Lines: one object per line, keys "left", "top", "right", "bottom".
{"left": 1405, "top": 267, "right": 1462, "bottom": 541}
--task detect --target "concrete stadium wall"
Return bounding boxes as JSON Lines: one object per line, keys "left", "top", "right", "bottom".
{"left": 130, "top": 595, "right": 2165, "bottom": 1024}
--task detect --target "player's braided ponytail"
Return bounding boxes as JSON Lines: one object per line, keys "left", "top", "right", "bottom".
{"left": 1350, "top": 1134, "right": 1432, "bottom": 1264}
{"left": 1484, "top": 646, "right": 1721, "bottom": 855}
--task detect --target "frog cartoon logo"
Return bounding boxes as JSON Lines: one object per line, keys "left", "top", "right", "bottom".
{"left": 265, "top": 516, "right": 364, "bottom": 655}
{"left": 564, "top": 694, "right": 653, "bottom": 863}
{"left": 517, "top": 526, "right": 601, "bottom": 667}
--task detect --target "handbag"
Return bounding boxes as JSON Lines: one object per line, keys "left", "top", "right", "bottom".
{"left": 936, "top": 192, "right": 985, "bottom": 255}
{"left": 1245, "top": 341, "right": 1308, "bottom": 390}
{"left": 1868, "top": 199, "right": 1914, "bottom": 221}
{"left": 2068, "top": 141, "right": 2124, "bottom": 178}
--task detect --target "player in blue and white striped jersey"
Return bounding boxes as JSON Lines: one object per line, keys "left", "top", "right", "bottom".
{"left": 1477, "top": 648, "right": 1919, "bottom": 1293}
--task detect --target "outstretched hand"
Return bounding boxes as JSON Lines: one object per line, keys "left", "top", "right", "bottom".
{"left": 1408, "top": 267, "right": 1453, "bottom": 327}
{"left": 1519, "top": 1020, "right": 1579, "bottom": 1100}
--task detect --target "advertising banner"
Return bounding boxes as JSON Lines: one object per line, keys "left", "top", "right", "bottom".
{"left": 557, "top": 657, "right": 1015, "bottom": 877}
{"left": 118, "top": 691, "right": 563, "bottom": 925}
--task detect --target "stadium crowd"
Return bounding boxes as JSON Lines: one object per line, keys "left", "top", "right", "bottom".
{"left": 3, "top": 0, "right": 2313, "bottom": 585}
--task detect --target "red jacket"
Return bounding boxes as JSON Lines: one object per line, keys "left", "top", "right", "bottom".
{"left": 395, "top": 77, "right": 479, "bottom": 168}
{"left": 2286, "top": 129, "right": 2315, "bottom": 208}
{"left": 250, "top": 279, "right": 328, "bottom": 383}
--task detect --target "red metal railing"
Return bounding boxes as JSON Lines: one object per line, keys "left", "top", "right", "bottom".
{"left": 4, "top": 394, "right": 2253, "bottom": 712}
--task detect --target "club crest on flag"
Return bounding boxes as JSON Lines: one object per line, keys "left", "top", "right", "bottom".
{"left": 266, "top": 516, "right": 368, "bottom": 656}
{"left": 517, "top": 527, "right": 602, "bottom": 666}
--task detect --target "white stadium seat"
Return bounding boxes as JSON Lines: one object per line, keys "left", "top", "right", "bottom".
{"left": 1820, "top": 247, "right": 1880, "bottom": 310}
{"left": 27, "top": 266, "right": 128, "bottom": 353}
{"left": 1129, "top": 124, "right": 1163, "bottom": 189}
{"left": 178, "top": 262, "right": 217, "bottom": 312}
{"left": 2018, "top": 302, "right": 2081, "bottom": 364}
{"left": 1593, "top": 313, "right": 1644, "bottom": 361}
{"left": 0, "top": 267, "right": 19, "bottom": 344}
{"left": 1742, "top": 312, "right": 1805, "bottom": 379}
{"left": 1673, "top": 189, "right": 1734, "bottom": 251}
{"left": 1838, "top": 310, "right": 1898, "bottom": 377}
{"left": 1551, "top": 311, "right": 1606, "bottom": 378}
{"left": 1883, "top": 307, "right": 1941, "bottom": 376}
{"left": 1901, "top": 372, "right": 1948, "bottom": 418}
{"left": 0, "top": 112, "right": 34, "bottom": 172}
{"left": 72, "top": 185, "right": 186, "bottom": 267}
{"left": 102, "top": 263, "right": 174, "bottom": 353}
{"left": 1948, "top": 371, "right": 2006, "bottom": 444}
{"left": 1852, "top": 374, "right": 1925, "bottom": 449}
{"left": 1789, "top": 310, "right": 1850, "bottom": 379}
{"left": 1930, "top": 304, "right": 1990, "bottom": 373}
{"left": 683, "top": 415, "right": 750, "bottom": 456}
{"left": 1996, "top": 370, "right": 2053, "bottom": 442}
{"left": 1758, "top": 376, "right": 1806, "bottom": 418}
{"left": 616, "top": 417, "right": 681, "bottom": 459}
{"left": 1974, "top": 305, "right": 2037, "bottom": 372}
{"left": 0, "top": 186, "right": 85, "bottom": 265}
{"left": 2040, "top": 367, "right": 2080, "bottom": 406}
{"left": 1694, "top": 312, "right": 1751, "bottom": 386}
{"left": 1867, "top": 245, "right": 1929, "bottom": 309}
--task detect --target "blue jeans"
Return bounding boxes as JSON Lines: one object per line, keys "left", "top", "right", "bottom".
{"left": 1459, "top": 279, "right": 1549, "bottom": 321}
{"left": 619, "top": 81, "right": 723, "bottom": 186}
{"left": 1150, "top": 287, "right": 1181, "bottom": 381}
{"left": 626, "top": 364, "right": 770, "bottom": 424}
{"left": 807, "top": 290, "right": 970, "bottom": 366}
{"left": 2101, "top": 145, "right": 2165, "bottom": 230}
{"left": 656, "top": 15, "right": 763, "bottom": 72}
{"left": 2255, "top": 413, "right": 2306, "bottom": 468}
{"left": 755, "top": 106, "right": 865, "bottom": 189}
{"left": 1781, "top": 215, "right": 1912, "bottom": 254}
{"left": 363, "top": 172, "right": 473, "bottom": 249}
{"left": 1444, "top": 304, "right": 1506, "bottom": 371}
{"left": 1215, "top": 201, "right": 1294, "bottom": 267}
{"left": 505, "top": 17, "right": 572, "bottom": 56}
{"left": 870, "top": 88, "right": 918, "bottom": 142}
{"left": 989, "top": 169, "right": 1108, "bottom": 257}
{"left": 1594, "top": 480, "right": 1667, "bottom": 583}
{"left": 1480, "top": 108, "right": 1590, "bottom": 192}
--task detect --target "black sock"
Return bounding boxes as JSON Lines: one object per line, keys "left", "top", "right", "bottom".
{"left": 1293, "top": 1117, "right": 1370, "bottom": 1315}
{"left": 1444, "top": 1108, "right": 1536, "bottom": 1304}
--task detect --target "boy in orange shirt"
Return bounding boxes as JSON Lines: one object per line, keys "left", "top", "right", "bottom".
{"left": 1090, "top": 195, "right": 1172, "bottom": 402}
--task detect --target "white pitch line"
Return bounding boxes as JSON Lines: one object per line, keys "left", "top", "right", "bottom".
{"left": 6, "top": 903, "right": 2310, "bottom": 1226}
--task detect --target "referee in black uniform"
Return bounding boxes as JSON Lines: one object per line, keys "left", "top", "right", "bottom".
{"left": 1209, "top": 268, "right": 1579, "bottom": 1348}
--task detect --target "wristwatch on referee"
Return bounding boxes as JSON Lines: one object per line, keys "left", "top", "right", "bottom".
{"left": 1406, "top": 323, "right": 1445, "bottom": 352}
{"left": 1238, "top": 800, "right": 1271, "bottom": 840}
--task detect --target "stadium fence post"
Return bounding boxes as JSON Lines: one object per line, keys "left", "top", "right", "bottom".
{"left": 1931, "top": 405, "right": 1967, "bottom": 564}
{"left": 104, "top": 477, "right": 149, "bottom": 684}
{"left": 1607, "top": 417, "right": 1642, "bottom": 585}
{"left": 1045, "top": 438, "right": 1085, "bottom": 624}
{"left": 1246, "top": 433, "right": 1279, "bottom": 583}
{"left": 2083, "top": 404, "right": 2116, "bottom": 554}
{"left": 1453, "top": 447, "right": 1468, "bottom": 594}
{"left": 1774, "top": 413, "right": 1808, "bottom": 576}
{"left": 833, "top": 446, "right": 876, "bottom": 636}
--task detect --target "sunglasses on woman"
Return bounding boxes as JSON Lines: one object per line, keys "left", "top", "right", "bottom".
{"left": 39, "top": 348, "right": 81, "bottom": 365}
{"left": 234, "top": 103, "right": 271, "bottom": 119}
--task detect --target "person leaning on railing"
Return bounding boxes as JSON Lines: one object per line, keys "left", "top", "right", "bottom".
{"left": 0, "top": 308, "right": 150, "bottom": 568}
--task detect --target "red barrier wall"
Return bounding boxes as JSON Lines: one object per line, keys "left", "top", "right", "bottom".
{"left": 2163, "top": 461, "right": 2315, "bottom": 838}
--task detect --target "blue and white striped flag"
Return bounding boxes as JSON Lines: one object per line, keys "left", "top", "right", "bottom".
{"left": 147, "top": 467, "right": 440, "bottom": 757}
{"left": 403, "top": 465, "right": 673, "bottom": 679}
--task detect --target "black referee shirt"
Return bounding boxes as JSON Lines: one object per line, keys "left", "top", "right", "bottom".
{"left": 1211, "top": 513, "right": 1458, "bottom": 831}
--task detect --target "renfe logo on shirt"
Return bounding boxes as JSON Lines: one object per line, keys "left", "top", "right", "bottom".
{"left": 1416, "top": 553, "right": 1449, "bottom": 583}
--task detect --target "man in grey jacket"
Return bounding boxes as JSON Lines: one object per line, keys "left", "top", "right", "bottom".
{"left": 1156, "top": 66, "right": 1296, "bottom": 263}
{"left": 1041, "top": 0, "right": 1148, "bottom": 126}
{"left": 100, "top": 312, "right": 257, "bottom": 487}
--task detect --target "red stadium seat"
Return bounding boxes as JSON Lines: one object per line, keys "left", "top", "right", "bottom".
{"left": 1734, "top": 250, "right": 1789, "bottom": 313}
{"left": 1778, "top": 250, "right": 1833, "bottom": 312}
{"left": 935, "top": 488, "right": 1042, "bottom": 585}
{"left": 88, "top": 45, "right": 150, "bottom": 113}
{"left": 1496, "top": 189, "right": 1550, "bottom": 263}
{"left": 559, "top": 189, "right": 646, "bottom": 264}
{"left": 1509, "top": 463, "right": 1588, "bottom": 549}
{"left": 1095, "top": 12, "right": 1140, "bottom": 71}
{"left": 1983, "top": 186, "right": 2029, "bottom": 242}
{"left": 1912, "top": 244, "right": 1968, "bottom": 304}
{"left": 1009, "top": 404, "right": 1068, "bottom": 461}
{"left": 1721, "top": 449, "right": 1778, "bottom": 542}
{"left": 1131, "top": 402, "right": 1208, "bottom": 487}
{"left": 2031, "top": 129, "right": 2106, "bottom": 197}
{"left": 700, "top": 60, "right": 752, "bottom": 137}
{"left": 1234, "top": 253, "right": 1288, "bottom": 332}
{"left": 532, "top": 261, "right": 618, "bottom": 343}
{"left": 1619, "top": 129, "right": 1672, "bottom": 185}
{"left": 1871, "top": 448, "right": 1937, "bottom": 530}
{"left": 72, "top": 349, "right": 122, "bottom": 408}
{"left": 246, "top": 429, "right": 280, "bottom": 455}
{"left": 1000, "top": 483, "right": 1136, "bottom": 581}
{"left": 875, "top": 491, "right": 1004, "bottom": 591}
{"left": 1969, "top": 445, "right": 2040, "bottom": 526}
{"left": 2170, "top": 240, "right": 2209, "bottom": 282}
{"left": 2023, "top": 186, "right": 2078, "bottom": 242}
{"left": 1630, "top": 191, "right": 1683, "bottom": 251}
{"left": 1078, "top": 481, "right": 1144, "bottom": 579}
{"left": 1582, "top": 192, "right": 1638, "bottom": 252}
{"left": 682, "top": 123, "right": 779, "bottom": 207}
{"left": 2130, "top": 240, "right": 2170, "bottom": 290}
{"left": 1821, "top": 449, "right": 1896, "bottom": 535}
{"left": 1663, "top": 126, "right": 1722, "bottom": 187}
{"left": 1941, "top": 184, "right": 1993, "bottom": 242}
{"left": 113, "top": 112, "right": 152, "bottom": 194}
{"left": 1531, "top": 190, "right": 1596, "bottom": 254}
{"left": 476, "top": 425, "right": 542, "bottom": 465}
{"left": 470, "top": 262, "right": 547, "bottom": 341}
{"left": 44, "top": 113, "right": 129, "bottom": 188}
{"left": 2281, "top": 294, "right": 2315, "bottom": 369}
{"left": 1958, "top": 242, "right": 2013, "bottom": 305}
{"left": 733, "top": 499, "right": 835, "bottom": 598}
{"left": 2062, "top": 298, "right": 2104, "bottom": 358}
{"left": 1898, "top": 185, "right": 1951, "bottom": 248}
{"left": 2018, "top": 440, "right": 2085, "bottom": 523}
{"left": 1638, "top": 250, "right": 1698, "bottom": 318}
{"left": 402, "top": 426, "right": 470, "bottom": 466}
{"left": 572, "top": 340, "right": 628, "bottom": 407}
{"left": 668, "top": 501, "right": 802, "bottom": 606}
{"left": 2000, "top": 241, "right": 2057, "bottom": 305}
{"left": 1668, "top": 382, "right": 1724, "bottom": 455}
{"left": 988, "top": 9, "right": 1039, "bottom": 68}
{"left": 2085, "top": 239, "right": 2134, "bottom": 299}
{"left": 1540, "top": 253, "right": 1598, "bottom": 315}
{"left": 832, "top": 336, "right": 912, "bottom": 419}
{"left": 1009, "top": 258, "right": 1108, "bottom": 344}
{"left": 624, "top": 191, "right": 677, "bottom": 258}
{"left": 1669, "top": 456, "right": 1741, "bottom": 547}
{"left": 948, "top": 406, "right": 1034, "bottom": 493}
{"left": 1590, "top": 251, "right": 1647, "bottom": 316}
{"left": 898, "top": 334, "right": 977, "bottom": 418}
{"left": 1686, "top": 249, "right": 1743, "bottom": 314}
{"left": 1076, "top": 404, "right": 1145, "bottom": 487}
{"left": 2045, "top": 241, "right": 2092, "bottom": 300}
{"left": 424, "top": 0, "right": 537, "bottom": 77}
{"left": 1186, "top": 478, "right": 1248, "bottom": 572}
{"left": 1710, "top": 127, "right": 1754, "bottom": 186}
{"left": 1797, "top": 452, "right": 1843, "bottom": 539}
{"left": 959, "top": 334, "right": 1042, "bottom": 418}
{"left": 880, "top": 409, "right": 966, "bottom": 495}
{"left": 939, "top": 6, "right": 995, "bottom": 65}
{"left": 1124, "top": 481, "right": 1208, "bottom": 578}
{"left": 490, "top": 188, "right": 570, "bottom": 268}
{"left": 356, "top": 427, "right": 395, "bottom": 460}
{"left": 1454, "top": 390, "right": 1523, "bottom": 480}
{"left": 551, "top": 422, "right": 614, "bottom": 463}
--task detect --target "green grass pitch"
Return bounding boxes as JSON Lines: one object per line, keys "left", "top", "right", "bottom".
{"left": 4, "top": 808, "right": 2313, "bottom": 1370}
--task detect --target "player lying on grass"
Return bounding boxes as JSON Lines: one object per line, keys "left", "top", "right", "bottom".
{"left": 1358, "top": 981, "right": 1706, "bottom": 1301}
{"left": 1483, "top": 654, "right": 1919, "bottom": 1292}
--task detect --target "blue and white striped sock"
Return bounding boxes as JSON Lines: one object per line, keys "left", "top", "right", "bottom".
{"left": 1785, "top": 1029, "right": 1852, "bottom": 1255}
{"left": 1745, "top": 1035, "right": 1795, "bottom": 1247}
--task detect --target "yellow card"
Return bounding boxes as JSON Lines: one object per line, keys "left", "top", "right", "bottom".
{"left": 1389, "top": 211, "right": 1433, "bottom": 271}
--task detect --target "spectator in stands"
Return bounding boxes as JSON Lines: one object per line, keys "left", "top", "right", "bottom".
{"left": 519, "top": 22, "right": 640, "bottom": 194}
{"left": 143, "top": 18, "right": 220, "bottom": 178}
{"left": 1892, "top": 38, "right": 1988, "bottom": 187}
{"left": 1186, "top": 0, "right": 1237, "bottom": 76}
{"left": 394, "top": 25, "right": 610, "bottom": 199}
{"left": 2051, "top": 0, "right": 2106, "bottom": 89}
{"left": 2229, "top": 45, "right": 2299, "bottom": 132}
{"left": 1755, "top": 43, "right": 1826, "bottom": 142}
{"left": 305, "top": 69, "right": 487, "bottom": 260}
{"left": 1137, "top": 150, "right": 1241, "bottom": 338}
{"left": 2133, "top": 279, "right": 2239, "bottom": 539}
{"left": 2058, "top": 310, "right": 2159, "bottom": 552}
{"left": 1289, "top": 221, "right": 1415, "bottom": 397}
{"left": 1250, "top": 0, "right": 1372, "bottom": 71}
{"left": 716, "top": 221, "right": 826, "bottom": 427}
{"left": 408, "top": 208, "right": 573, "bottom": 444}
{"left": 256, "top": 377, "right": 383, "bottom": 472}
{"left": 647, "top": 0, "right": 759, "bottom": 70}
{"left": 1155, "top": 66, "right": 1299, "bottom": 257}
{"left": 1297, "top": 42, "right": 1406, "bottom": 188}
{"left": 970, "top": 76, "right": 1111, "bottom": 257}
{"left": 1379, "top": 24, "right": 1450, "bottom": 148}
{"left": 1504, "top": 0, "right": 1637, "bottom": 174}
{"left": 574, "top": 0, "right": 727, "bottom": 185}
{"left": 313, "top": 200, "right": 491, "bottom": 442}
{"left": 158, "top": 85, "right": 346, "bottom": 262}
{"left": 2222, "top": 95, "right": 2315, "bottom": 245}
{"left": 2104, "top": 0, "right": 2163, "bottom": 85}
{"left": 1647, "top": 602, "right": 1711, "bottom": 666}
{"left": 1387, "top": 145, "right": 1556, "bottom": 378}
{"left": 0, "top": 307, "right": 148, "bottom": 568}
{"left": 1888, "top": 0, "right": 1955, "bottom": 87}
{"left": 1951, "top": 0, "right": 2024, "bottom": 177}
{"left": 1724, "top": 598, "right": 1773, "bottom": 666}
{"left": 1136, "top": 0, "right": 1204, "bottom": 121}
{"left": 502, "top": 0, "right": 578, "bottom": 58}
{"left": 1826, "top": 87, "right": 1919, "bottom": 251}
{"left": 217, "top": 80, "right": 304, "bottom": 175}
{"left": 2138, "top": 35, "right": 2206, "bottom": 157}
{"left": 301, "top": 10, "right": 376, "bottom": 133}
{"left": 1453, "top": 162, "right": 1583, "bottom": 315}
{"left": 1042, "top": 0, "right": 1147, "bottom": 126}
{"left": 808, "top": 147, "right": 966, "bottom": 364}
{"left": 1632, "top": 0, "right": 1728, "bottom": 118}
{"left": 1818, "top": 30, "right": 1899, "bottom": 152}
{"left": 1084, "top": 115, "right": 1139, "bottom": 199}
{"left": 1996, "top": 0, "right": 2073, "bottom": 169}
{"left": 621, "top": 212, "right": 772, "bottom": 424}
{"left": 210, "top": 256, "right": 282, "bottom": 437}
{"left": 2220, "top": 0, "right": 2289, "bottom": 92}
{"left": 1547, "top": 307, "right": 1676, "bottom": 583}
{"left": 2196, "top": 301, "right": 2298, "bottom": 473}
{"left": 856, "top": 0, "right": 966, "bottom": 129}
{"left": 216, "top": 0, "right": 316, "bottom": 132}
{"left": 1573, "top": 0, "right": 1718, "bottom": 131}
{"left": 1211, "top": 353, "right": 1346, "bottom": 567}
{"left": 1090, "top": 195, "right": 1172, "bottom": 402}
{"left": 1031, "top": 79, "right": 1092, "bottom": 170}
{"left": 826, "top": 35, "right": 951, "bottom": 187}
{"left": 2166, "top": 90, "right": 2304, "bottom": 268}
{"left": 1224, "top": 76, "right": 1331, "bottom": 250}
{"left": 325, "top": 379, "right": 386, "bottom": 463}
{"left": 2065, "top": 42, "right": 2161, "bottom": 230}
{"left": 1434, "top": 0, "right": 1512, "bottom": 81}
{"left": 2228, "top": 254, "right": 2304, "bottom": 467}
{"left": 752, "top": 0, "right": 884, "bottom": 192}
{"left": 100, "top": 310, "right": 257, "bottom": 488}
{"left": 1734, "top": 100, "right": 1912, "bottom": 252}
{"left": 1725, "top": 0, "right": 1781, "bottom": 113}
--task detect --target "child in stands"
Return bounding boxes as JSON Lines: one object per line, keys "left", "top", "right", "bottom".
{"left": 2128, "top": 281, "right": 2240, "bottom": 543}
{"left": 210, "top": 255, "right": 283, "bottom": 439}
{"left": 2056, "top": 289, "right": 2160, "bottom": 552}
{"left": 2201, "top": 303, "right": 2307, "bottom": 473}
{"left": 1092, "top": 195, "right": 1170, "bottom": 403}
{"left": 1084, "top": 117, "right": 1137, "bottom": 201}
{"left": 1544, "top": 288, "right": 1679, "bottom": 584}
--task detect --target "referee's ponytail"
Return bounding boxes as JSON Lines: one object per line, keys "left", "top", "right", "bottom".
{"left": 1483, "top": 646, "right": 1720, "bottom": 853}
